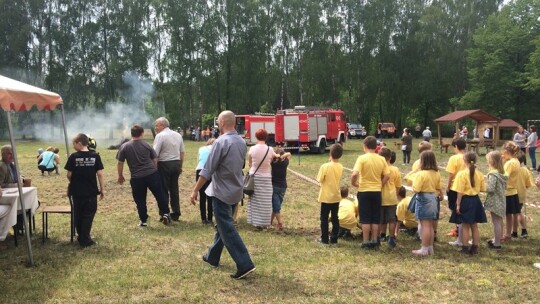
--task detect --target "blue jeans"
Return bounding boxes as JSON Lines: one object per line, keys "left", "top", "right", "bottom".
{"left": 272, "top": 186, "right": 286, "bottom": 213}
{"left": 529, "top": 147, "right": 537, "bottom": 170}
{"left": 130, "top": 171, "right": 170, "bottom": 222}
{"left": 205, "top": 197, "right": 254, "bottom": 272}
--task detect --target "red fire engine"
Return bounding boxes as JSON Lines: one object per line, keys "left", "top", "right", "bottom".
{"left": 236, "top": 106, "right": 347, "bottom": 153}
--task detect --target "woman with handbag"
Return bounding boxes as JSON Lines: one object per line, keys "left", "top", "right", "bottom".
{"left": 246, "top": 129, "right": 282, "bottom": 229}
{"left": 401, "top": 128, "right": 413, "bottom": 165}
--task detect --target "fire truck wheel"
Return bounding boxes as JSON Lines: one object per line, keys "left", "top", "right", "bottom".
{"left": 318, "top": 139, "right": 327, "bottom": 154}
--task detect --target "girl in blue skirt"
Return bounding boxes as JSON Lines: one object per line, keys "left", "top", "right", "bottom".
{"left": 455, "top": 152, "right": 487, "bottom": 255}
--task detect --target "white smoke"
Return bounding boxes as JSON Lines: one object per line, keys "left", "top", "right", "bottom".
{"left": 18, "top": 71, "right": 156, "bottom": 143}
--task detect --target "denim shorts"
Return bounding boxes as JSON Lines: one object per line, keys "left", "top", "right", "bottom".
{"left": 415, "top": 192, "right": 438, "bottom": 220}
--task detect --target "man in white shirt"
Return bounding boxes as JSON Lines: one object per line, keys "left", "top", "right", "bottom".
{"left": 422, "top": 127, "right": 432, "bottom": 142}
{"left": 154, "top": 117, "right": 185, "bottom": 221}
{"left": 484, "top": 127, "right": 491, "bottom": 139}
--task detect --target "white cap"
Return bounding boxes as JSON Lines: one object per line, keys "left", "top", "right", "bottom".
{"left": 426, "top": 126, "right": 430, "bottom": 129}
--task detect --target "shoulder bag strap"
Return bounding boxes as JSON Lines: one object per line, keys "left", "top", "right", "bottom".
{"left": 252, "top": 147, "right": 270, "bottom": 175}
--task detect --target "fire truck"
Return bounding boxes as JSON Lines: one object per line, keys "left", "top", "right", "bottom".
{"left": 236, "top": 106, "right": 347, "bottom": 153}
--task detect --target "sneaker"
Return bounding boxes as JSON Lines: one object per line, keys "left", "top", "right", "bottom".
{"left": 487, "top": 240, "right": 502, "bottom": 249}
{"left": 360, "top": 242, "right": 372, "bottom": 249}
{"left": 160, "top": 214, "right": 171, "bottom": 225}
{"left": 202, "top": 255, "right": 219, "bottom": 268}
{"left": 521, "top": 231, "right": 528, "bottom": 238}
{"left": 80, "top": 240, "right": 97, "bottom": 248}
{"left": 317, "top": 238, "right": 329, "bottom": 245}
{"left": 230, "top": 266, "right": 256, "bottom": 279}
{"left": 412, "top": 249, "right": 429, "bottom": 256}
{"left": 448, "top": 239, "right": 463, "bottom": 246}
{"left": 511, "top": 232, "right": 518, "bottom": 238}
{"left": 388, "top": 237, "right": 397, "bottom": 248}
{"left": 533, "top": 263, "right": 540, "bottom": 269}
{"left": 139, "top": 221, "right": 148, "bottom": 227}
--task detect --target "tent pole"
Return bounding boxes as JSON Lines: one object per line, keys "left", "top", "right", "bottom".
{"left": 60, "top": 104, "right": 70, "bottom": 155}
{"left": 6, "top": 111, "right": 34, "bottom": 266}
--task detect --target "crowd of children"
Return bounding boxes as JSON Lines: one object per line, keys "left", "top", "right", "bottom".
{"left": 316, "top": 135, "right": 538, "bottom": 258}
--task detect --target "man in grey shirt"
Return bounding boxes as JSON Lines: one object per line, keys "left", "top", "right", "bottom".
{"left": 154, "top": 117, "right": 185, "bottom": 221}
{"left": 117, "top": 125, "right": 171, "bottom": 226}
{"left": 190, "top": 110, "right": 255, "bottom": 280}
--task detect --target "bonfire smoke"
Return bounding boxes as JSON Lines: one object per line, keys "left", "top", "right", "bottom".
{"left": 19, "top": 71, "right": 155, "bottom": 142}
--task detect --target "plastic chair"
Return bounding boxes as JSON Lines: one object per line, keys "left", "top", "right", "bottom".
{"left": 42, "top": 196, "right": 74, "bottom": 243}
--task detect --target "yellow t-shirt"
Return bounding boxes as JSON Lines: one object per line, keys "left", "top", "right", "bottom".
{"left": 412, "top": 159, "right": 420, "bottom": 172}
{"left": 317, "top": 161, "right": 343, "bottom": 203}
{"left": 452, "top": 169, "right": 486, "bottom": 195}
{"left": 446, "top": 153, "right": 466, "bottom": 188}
{"left": 396, "top": 197, "right": 417, "bottom": 228}
{"left": 516, "top": 166, "right": 533, "bottom": 203}
{"left": 412, "top": 170, "right": 442, "bottom": 193}
{"left": 352, "top": 152, "right": 390, "bottom": 192}
{"left": 381, "top": 165, "right": 402, "bottom": 206}
{"left": 504, "top": 158, "right": 520, "bottom": 196}
{"left": 446, "top": 153, "right": 466, "bottom": 175}
{"left": 338, "top": 197, "right": 359, "bottom": 230}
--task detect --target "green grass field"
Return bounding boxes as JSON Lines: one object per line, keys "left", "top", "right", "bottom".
{"left": 1, "top": 135, "right": 539, "bottom": 303}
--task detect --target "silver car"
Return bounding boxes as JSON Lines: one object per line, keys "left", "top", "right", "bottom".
{"left": 347, "top": 123, "right": 367, "bottom": 139}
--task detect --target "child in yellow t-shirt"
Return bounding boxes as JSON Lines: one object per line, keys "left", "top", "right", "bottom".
{"left": 447, "top": 138, "right": 467, "bottom": 246}
{"left": 501, "top": 141, "right": 521, "bottom": 241}
{"left": 411, "top": 151, "right": 443, "bottom": 256}
{"left": 316, "top": 144, "right": 344, "bottom": 245}
{"left": 378, "top": 147, "right": 401, "bottom": 248}
{"left": 515, "top": 152, "right": 533, "bottom": 238}
{"left": 351, "top": 136, "right": 390, "bottom": 249}
{"left": 396, "top": 186, "right": 418, "bottom": 236}
{"left": 454, "top": 152, "right": 487, "bottom": 255}
{"left": 338, "top": 185, "right": 359, "bottom": 239}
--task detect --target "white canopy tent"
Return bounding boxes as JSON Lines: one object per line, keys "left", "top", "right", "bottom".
{"left": 0, "top": 75, "right": 70, "bottom": 266}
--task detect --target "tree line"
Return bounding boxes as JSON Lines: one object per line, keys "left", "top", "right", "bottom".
{"left": 1, "top": 0, "right": 539, "bottom": 134}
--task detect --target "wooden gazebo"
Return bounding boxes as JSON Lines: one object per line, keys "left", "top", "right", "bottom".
{"left": 434, "top": 109, "right": 500, "bottom": 151}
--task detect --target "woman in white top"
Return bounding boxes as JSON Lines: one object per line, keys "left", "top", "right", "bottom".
{"left": 526, "top": 125, "right": 538, "bottom": 171}
{"left": 247, "top": 129, "right": 281, "bottom": 228}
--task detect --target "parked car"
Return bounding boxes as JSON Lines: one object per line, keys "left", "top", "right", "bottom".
{"left": 347, "top": 123, "right": 367, "bottom": 139}
{"left": 378, "top": 122, "right": 397, "bottom": 138}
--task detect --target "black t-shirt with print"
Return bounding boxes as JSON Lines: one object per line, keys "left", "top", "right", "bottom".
{"left": 64, "top": 151, "right": 104, "bottom": 197}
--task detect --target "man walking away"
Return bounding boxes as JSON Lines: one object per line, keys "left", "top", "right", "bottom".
{"left": 117, "top": 125, "right": 171, "bottom": 226}
{"left": 154, "top": 117, "right": 185, "bottom": 221}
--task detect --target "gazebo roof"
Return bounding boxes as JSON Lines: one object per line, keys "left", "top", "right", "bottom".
{"left": 434, "top": 109, "right": 499, "bottom": 123}
{"left": 498, "top": 119, "right": 520, "bottom": 128}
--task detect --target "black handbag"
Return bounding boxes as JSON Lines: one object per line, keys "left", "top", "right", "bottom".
{"left": 243, "top": 147, "right": 270, "bottom": 196}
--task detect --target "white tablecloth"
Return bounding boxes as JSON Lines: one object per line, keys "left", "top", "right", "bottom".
{"left": 0, "top": 187, "right": 39, "bottom": 241}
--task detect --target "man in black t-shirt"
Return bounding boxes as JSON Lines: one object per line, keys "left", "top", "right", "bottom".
{"left": 65, "top": 133, "right": 105, "bottom": 247}
{"left": 117, "top": 124, "right": 171, "bottom": 226}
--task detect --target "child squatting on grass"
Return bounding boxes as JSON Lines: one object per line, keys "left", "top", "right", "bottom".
{"left": 351, "top": 136, "right": 390, "bottom": 249}
{"left": 337, "top": 185, "right": 359, "bottom": 239}
{"left": 484, "top": 151, "right": 507, "bottom": 249}
{"left": 454, "top": 152, "right": 487, "bottom": 255}
{"left": 411, "top": 151, "right": 443, "bottom": 256}
{"left": 316, "top": 144, "right": 344, "bottom": 245}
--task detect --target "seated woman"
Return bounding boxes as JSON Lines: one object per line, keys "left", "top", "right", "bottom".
{"left": 37, "top": 147, "right": 60, "bottom": 175}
